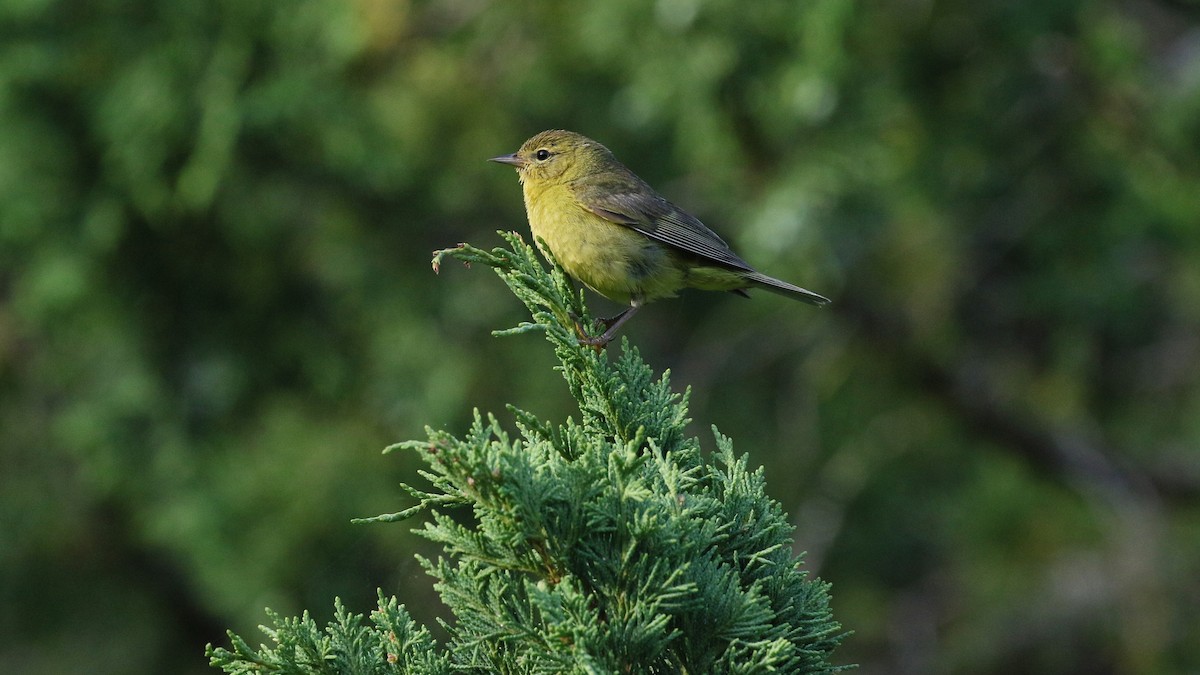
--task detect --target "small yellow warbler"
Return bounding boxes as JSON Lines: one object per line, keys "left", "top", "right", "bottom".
{"left": 490, "top": 130, "right": 829, "bottom": 346}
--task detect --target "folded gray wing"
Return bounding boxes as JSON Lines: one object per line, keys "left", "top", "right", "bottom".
{"left": 579, "top": 187, "right": 754, "bottom": 272}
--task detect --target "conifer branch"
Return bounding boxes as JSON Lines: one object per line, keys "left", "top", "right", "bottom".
{"left": 209, "top": 232, "right": 848, "bottom": 674}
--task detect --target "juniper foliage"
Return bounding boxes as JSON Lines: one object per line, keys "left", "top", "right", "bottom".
{"left": 207, "top": 233, "right": 845, "bottom": 674}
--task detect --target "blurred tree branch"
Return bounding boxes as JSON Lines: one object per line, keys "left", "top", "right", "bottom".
{"left": 841, "top": 295, "right": 1198, "bottom": 508}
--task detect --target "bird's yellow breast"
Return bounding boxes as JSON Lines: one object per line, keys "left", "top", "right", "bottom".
{"left": 522, "top": 182, "right": 685, "bottom": 304}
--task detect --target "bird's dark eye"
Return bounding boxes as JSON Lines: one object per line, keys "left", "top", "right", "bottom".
{"left": 535, "top": 149, "right": 551, "bottom": 161}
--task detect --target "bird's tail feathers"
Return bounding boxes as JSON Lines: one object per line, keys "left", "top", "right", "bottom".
{"left": 743, "top": 271, "right": 830, "bottom": 306}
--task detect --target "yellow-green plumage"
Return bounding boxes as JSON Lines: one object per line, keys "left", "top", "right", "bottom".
{"left": 490, "top": 129, "right": 828, "bottom": 346}
{"left": 523, "top": 179, "right": 682, "bottom": 304}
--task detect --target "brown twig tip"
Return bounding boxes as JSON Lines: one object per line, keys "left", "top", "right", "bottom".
{"left": 431, "top": 243, "right": 472, "bottom": 274}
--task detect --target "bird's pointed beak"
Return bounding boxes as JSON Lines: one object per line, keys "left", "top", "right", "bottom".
{"left": 488, "top": 153, "right": 526, "bottom": 168}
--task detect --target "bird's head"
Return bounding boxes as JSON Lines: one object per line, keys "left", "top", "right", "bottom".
{"left": 489, "top": 129, "right": 613, "bottom": 187}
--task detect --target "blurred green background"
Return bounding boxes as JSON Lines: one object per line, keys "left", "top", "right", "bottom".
{"left": 2, "top": 0, "right": 1199, "bottom": 673}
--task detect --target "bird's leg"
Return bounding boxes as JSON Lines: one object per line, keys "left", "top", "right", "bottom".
{"left": 577, "top": 301, "right": 641, "bottom": 349}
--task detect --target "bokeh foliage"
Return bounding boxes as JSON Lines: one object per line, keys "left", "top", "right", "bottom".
{"left": 1, "top": 0, "right": 1197, "bottom": 673}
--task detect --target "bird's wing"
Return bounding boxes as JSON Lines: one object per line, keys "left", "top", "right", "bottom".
{"left": 575, "top": 181, "right": 754, "bottom": 272}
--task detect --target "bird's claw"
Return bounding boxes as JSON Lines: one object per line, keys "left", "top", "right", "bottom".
{"left": 569, "top": 314, "right": 612, "bottom": 352}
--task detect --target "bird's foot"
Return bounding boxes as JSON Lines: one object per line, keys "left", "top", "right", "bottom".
{"left": 570, "top": 314, "right": 613, "bottom": 352}
{"left": 569, "top": 307, "right": 638, "bottom": 352}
